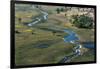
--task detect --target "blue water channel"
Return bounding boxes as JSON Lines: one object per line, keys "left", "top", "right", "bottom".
{"left": 59, "top": 29, "right": 95, "bottom": 63}
{"left": 83, "top": 42, "right": 95, "bottom": 49}
{"left": 63, "top": 29, "right": 94, "bottom": 49}
{"left": 63, "top": 29, "right": 79, "bottom": 43}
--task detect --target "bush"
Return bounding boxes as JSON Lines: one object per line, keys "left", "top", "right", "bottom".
{"left": 72, "top": 15, "right": 93, "bottom": 28}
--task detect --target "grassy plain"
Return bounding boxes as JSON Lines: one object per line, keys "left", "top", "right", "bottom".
{"left": 15, "top": 4, "right": 95, "bottom": 65}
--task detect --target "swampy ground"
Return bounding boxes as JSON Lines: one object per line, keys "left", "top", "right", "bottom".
{"left": 15, "top": 4, "right": 95, "bottom": 65}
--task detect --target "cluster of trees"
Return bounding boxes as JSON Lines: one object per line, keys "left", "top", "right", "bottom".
{"left": 72, "top": 15, "right": 93, "bottom": 29}
{"left": 56, "top": 8, "right": 65, "bottom": 14}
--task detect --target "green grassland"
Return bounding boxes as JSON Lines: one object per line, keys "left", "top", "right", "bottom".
{"left": 15, "top": 4, "right": 95, "bottom": 65}
{"left": 15, "top": 4, "right": 42, "bottom": 24}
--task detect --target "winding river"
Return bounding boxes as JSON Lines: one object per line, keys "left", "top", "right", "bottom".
{"left": 25, "top": 6, "right": 94, "bottom": 63}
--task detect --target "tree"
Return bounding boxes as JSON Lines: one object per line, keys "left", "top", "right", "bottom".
{"left": 65, "top": 13, "right": 67, "bottom": 16}
{"left": 18, "top": 18, "right": 22, "bottom": 24}
{"left": 60, "top": 8, "right": 64, "bottom": 12}
{"left": 52, "top": 31, "right": 56, "bottom": 35}
{"left": 72, "top": 15, "right": 93, "bottom": 28}
{"left": 56, "top": 8, "right": 60, "bottom": 14}
{"left": 35, "top": 5, "right": 39, "bottom": 8}
{"left": 15, "top": 30, "right": 20, "bottom": 34}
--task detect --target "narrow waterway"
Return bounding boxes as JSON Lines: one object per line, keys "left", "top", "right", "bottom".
{"left": 59, "top": 29, "right": 94, "bottom": 63}
{"left": 25, "top": 6, "right": 94, "bottom": 63}
{"left": 63, "top": 29, "right": 79, "bottom": 43}
{"left": 26, "top": 9, "right": 48, "bottom": 26}
{"left": 82, "top": 42, "right": 94, "bottom": 49}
